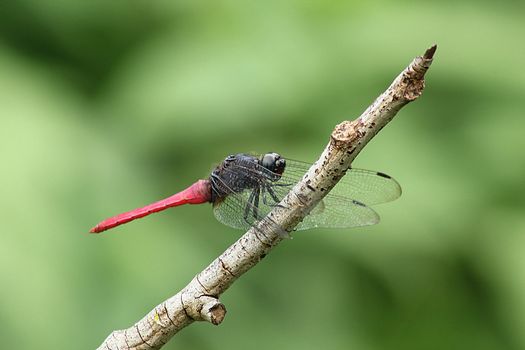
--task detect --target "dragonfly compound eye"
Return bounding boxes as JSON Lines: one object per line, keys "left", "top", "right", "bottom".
{"left": 261, "top": 152, "right": 286, "bottom": 174}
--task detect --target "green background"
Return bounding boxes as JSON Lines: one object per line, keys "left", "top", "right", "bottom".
{"left": 1, "top": 1, "right": 524, "bottom": 349}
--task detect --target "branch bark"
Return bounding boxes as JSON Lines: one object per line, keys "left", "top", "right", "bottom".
{"left": 97, "top": 45, "right": 437, "bottom": 350}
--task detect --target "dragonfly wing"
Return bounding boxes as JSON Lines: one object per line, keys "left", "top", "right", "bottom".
{"left": 211, "top": 166, "right": 278, "bottom": 231}
{"left": 297, "top": 197, "right": 379, "bottom": 230}
{"left": 327, "top": 168, "right": 401, "bottom": 205}
{"left": 226, "top": 173, "right": 381, "bottom": 230}
{"left": 269, "top": 159, "right": 394, "bottom": 230}
{"left": 213, "top": 194, "right": 253, "bottom": 230}
{"left": 211, "top": 156, "right": 397, "bottom": 232}
{"left": 285, "top": 159, "right": 402, "bottom": 205}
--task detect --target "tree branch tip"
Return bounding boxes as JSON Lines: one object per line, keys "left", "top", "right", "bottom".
{"left": 424, "top": 44, "right": 437, "bottom": 59}
{"left": 208, "top": 303, "right": 227, "bottom": 325}
{"left": 198, "top": 296, "right": 227, "bottom": 325}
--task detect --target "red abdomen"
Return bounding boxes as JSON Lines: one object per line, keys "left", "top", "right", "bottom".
{"left": 90, "top": 179, "right": 211, "bottom": 233}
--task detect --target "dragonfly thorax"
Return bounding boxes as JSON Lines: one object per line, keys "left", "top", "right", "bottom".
{"left": 209, "top": 153, "right": 285, "bottom": 203}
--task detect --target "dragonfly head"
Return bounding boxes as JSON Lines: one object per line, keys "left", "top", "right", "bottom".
{"left": 261, "top": 152, "right": 286, "bottom": 175}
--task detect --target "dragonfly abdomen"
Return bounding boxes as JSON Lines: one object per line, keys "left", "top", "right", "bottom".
{"left": 90, "top": 180, "right": 211, "bottom": 233}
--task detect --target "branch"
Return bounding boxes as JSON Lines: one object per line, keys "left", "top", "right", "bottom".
{"left": 97, "top": 45, "right": 437, "bottom": 350}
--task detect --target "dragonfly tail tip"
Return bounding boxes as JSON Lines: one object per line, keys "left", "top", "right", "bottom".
{"left": 89, "top": 226, "right": 101, "bottom": 234}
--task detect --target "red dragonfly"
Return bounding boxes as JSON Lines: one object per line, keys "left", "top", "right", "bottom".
{"left": 90, "top": 152, "right": 401, "bottom": 233}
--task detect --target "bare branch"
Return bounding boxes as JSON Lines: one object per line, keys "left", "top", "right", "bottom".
{"left": 97, "top": 45, "right": 436, "bottom": 350}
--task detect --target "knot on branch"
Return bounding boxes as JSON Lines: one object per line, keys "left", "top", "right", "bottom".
{"left": 331, "top": 120, "right": 363, "bottom": 148}
{"left": 201, "top": 298, "right": 227, "bottom": 325}
{"left": 182, "top": 293, "right": 227, "bottom": 325}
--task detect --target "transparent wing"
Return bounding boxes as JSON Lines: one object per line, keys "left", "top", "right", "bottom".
{"left": 284, "top": 159, "right": 402, "bottom": 205}
{"left": 211, "top": 156, "right": 400, "bottom": 231}
{"left": 212, "top": 187, "right": 258, "bottom": 230}
{"left": 242, "top": 174, "right": 380, "bottom": 230}
{"left": 298, "top": 196, "right": 379, "bottom": 230}
{"left": 210, "top": 170, "right": 281, "bottom": 232}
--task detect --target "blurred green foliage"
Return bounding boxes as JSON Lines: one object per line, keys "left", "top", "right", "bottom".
{"left": 1, "top": 1, "right": 524, "bottom": 349}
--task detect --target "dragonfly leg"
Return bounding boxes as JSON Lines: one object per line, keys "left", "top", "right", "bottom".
{"left": 242, "top": 187, "right": 274, "bottom": 242}
{"left": 244, "top": 189, "right": 256, "bottom": 223}
{"left": 252, "top": 187, "right": 260, "bottom": 220}
{"left": 260, "top": 184, "right": 286, "bottom": 209}
{"left": 266, "top": 185, "right": 281, "bottom": 203}
{"left": 260, "top": 185, "right": 271, "bottom": 205}
{"left": 261, "top": 185, "right": 273, "bottom": 206}
{"left": 261, "top": 185, "right": 268, "bottom": 205}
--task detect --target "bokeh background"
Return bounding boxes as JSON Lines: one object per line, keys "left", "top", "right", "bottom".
{"left": 1, "top": 1, "right": 524, "bottom": 349}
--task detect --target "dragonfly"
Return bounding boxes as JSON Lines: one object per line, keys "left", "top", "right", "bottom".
{"left": 90, "top": 152, "right": 401, "bottom": 234}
